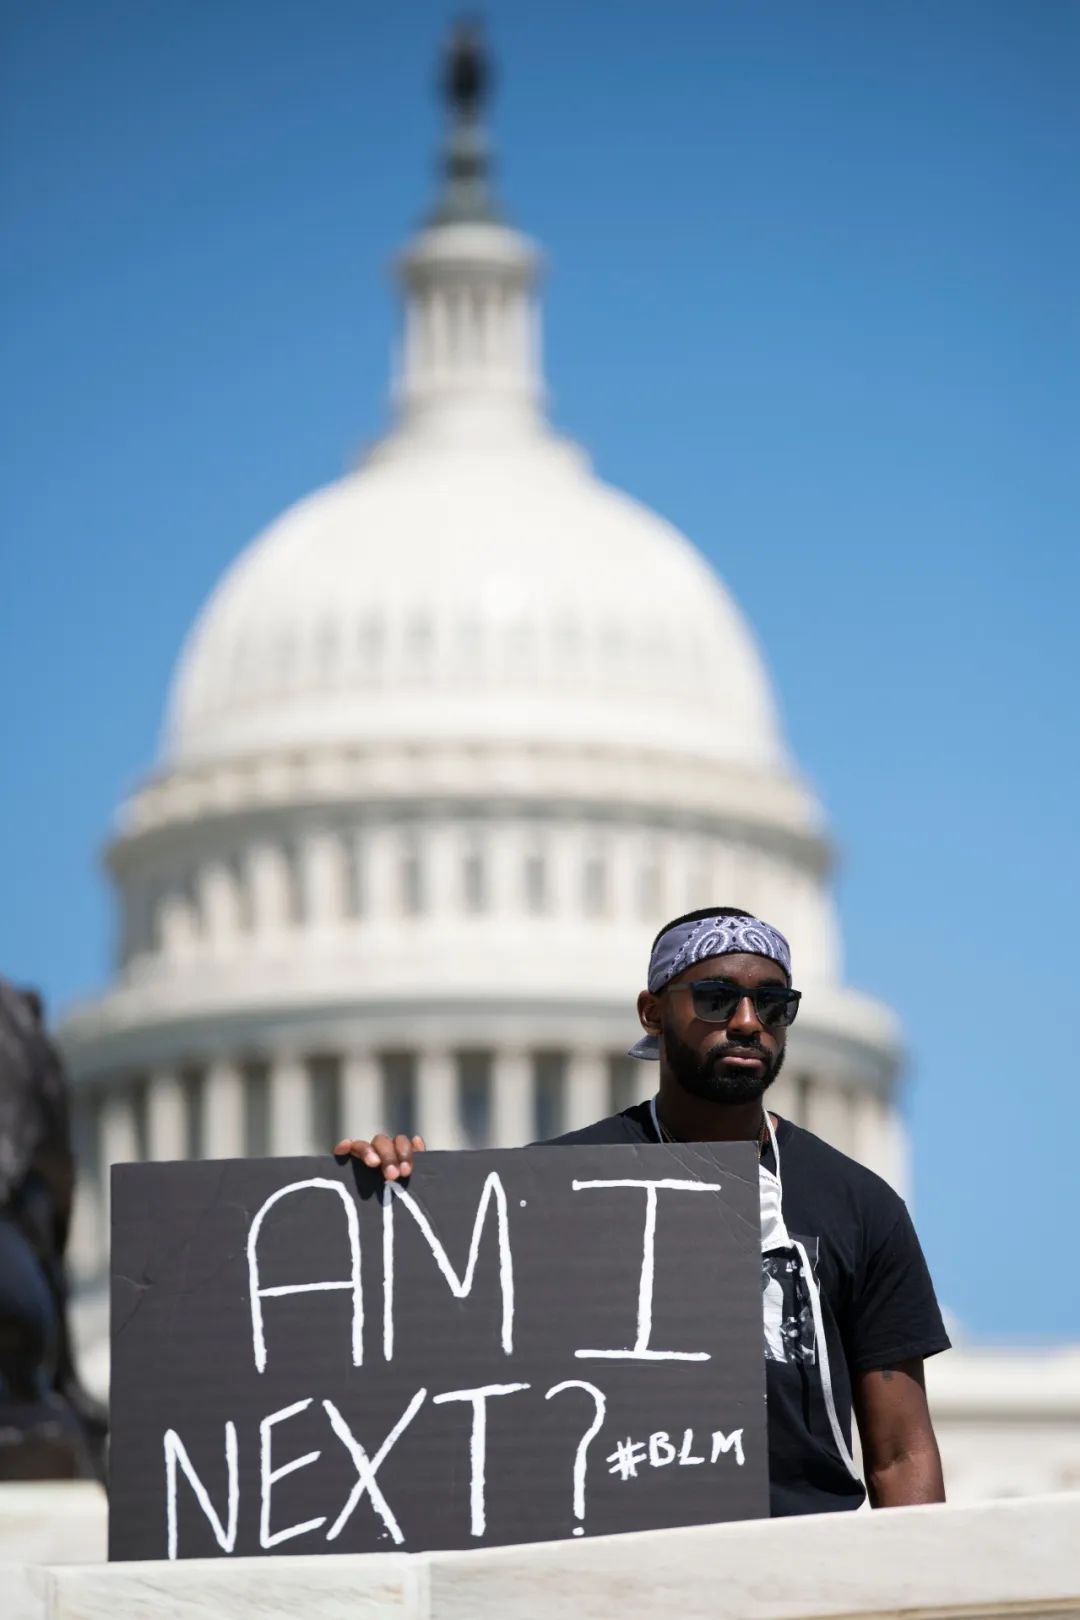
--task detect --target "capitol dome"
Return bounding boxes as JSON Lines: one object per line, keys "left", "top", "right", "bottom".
{"left": 60, "top": 28, "right": 904, "bottom": 1339}
{"left": 166, "top": 442, "right": 785, "bottom": 773}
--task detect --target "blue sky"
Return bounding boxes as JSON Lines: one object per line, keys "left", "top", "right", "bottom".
{"left": 3, "top": 1, "right": 1078, "bottom": 1340}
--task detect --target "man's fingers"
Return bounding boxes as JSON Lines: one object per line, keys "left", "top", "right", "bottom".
{"left": 332, "top": 1132, "right": 425, "bottom": 1179}
{"left": 333, "top": 1137, "right": 382, "bottom": 1167}
{"left": 393, "top": 1134, "right": 415, "bottom": 1176}
{"left": 368, "top": 1133, "right": 401, "bottom": 1179}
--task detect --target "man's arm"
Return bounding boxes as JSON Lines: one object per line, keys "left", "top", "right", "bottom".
{"left": 852, "top": 1358, "right": 945, "bottom": 1507}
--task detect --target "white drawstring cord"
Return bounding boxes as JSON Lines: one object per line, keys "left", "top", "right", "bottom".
{"left": 791, "top": 1234, "right": 859, "bottom": 1479}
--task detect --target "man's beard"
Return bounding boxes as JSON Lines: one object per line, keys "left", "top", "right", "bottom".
{"left": 663, "top": 1025, "right": 785, "bottom": 1106}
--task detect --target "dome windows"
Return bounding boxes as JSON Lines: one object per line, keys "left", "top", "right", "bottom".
{"left": 230, "top": 852, "right": 255, "bottom": 933}
{"left": 314, "top": 617, "right": 340, "bottom": 680}
{"left": 462, "top": 836, "right": 487, "bottom": 914}
{"left": 532, "top": 1052, "right": 566, "bottom": 1140}
{"left": 458, "top": 1050, "right": 493, "bottom": 1146}
{"left": 454, "top": 616, "right": 485, "bottom": 680}
{"left": 400, "top": 834, "right": 425, "bottom": 916}
{"left": 523, "top": 844, "right": 548, "bottom": 915}
{"left": 404, "top": 615, "right": 435, "bottom": 679}
{"left": 342, "top": 831, "right": 365, "bottom": 919}
{"left": 308, "top": 1054, "right": 343, "bottom": 1148}
{"left": 582, "top": 843, "right": 608, "bottom": 919}
{"left": 637, "top": 847, "right": 663, "bottom": 921}
{"left": 242, "top": 1061, "right": 271, "bottom": 1157}
{"left": 358, "top": 615, "right": 385, "bottom": 681}
{"left": 382, "top": 1051, "right": 418, "bottom": 1138}
{"left": 283, "top": 842, "right": 306, "bottom": 927}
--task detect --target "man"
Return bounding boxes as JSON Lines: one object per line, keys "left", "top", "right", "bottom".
{"left": 336, "top": 906, "right": 950, "bottom": 1516}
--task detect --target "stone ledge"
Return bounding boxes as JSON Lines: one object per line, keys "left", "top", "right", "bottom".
{"left": 0, "top": 1481, "right": 106, "bottom": 1565}
{"left": 3, "top": 1492, "right": 1077, "bottom": 1620}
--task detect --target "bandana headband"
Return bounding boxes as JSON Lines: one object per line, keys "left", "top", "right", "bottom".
{"left": 628, "top": 911, "right": 792, "bottom": 1060}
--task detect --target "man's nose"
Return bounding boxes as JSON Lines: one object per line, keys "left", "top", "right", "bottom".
{"left": 727, "top": 993, "right": 764, "bottom": 1037}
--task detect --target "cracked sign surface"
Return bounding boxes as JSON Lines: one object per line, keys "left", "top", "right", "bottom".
{"left": 109, "top": 1143, "right": 767, "bottom": 1559}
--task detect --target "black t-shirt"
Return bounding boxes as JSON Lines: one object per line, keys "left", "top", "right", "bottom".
{"left": 544, "top": 1102, "right": 950, "bottom": 1518}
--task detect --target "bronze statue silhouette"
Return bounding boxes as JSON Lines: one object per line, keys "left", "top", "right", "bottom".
{"left": 0, "top": 978, "right": 106, "bottom": 1479}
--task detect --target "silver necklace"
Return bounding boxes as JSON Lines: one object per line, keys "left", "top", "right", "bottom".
{"left": 652, "top": 1101, "right": 770, "bottom": 1161}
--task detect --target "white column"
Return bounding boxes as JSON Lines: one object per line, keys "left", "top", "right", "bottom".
{"left": 146, "top": 1069, "right": 186, "bottom": 1162}
{"left": 479, "top": 281, "right": 496, "bottom": 370}
{"left": 687, "top": 838, "right": 713, "bottom": 912}
{"left": 100, "top": 1090, "right": 140, "bottom": 1226}
{"left": 549, "top": 822, "right": 581, "bottom": 917}
{"left": 804, "top": 1078, "right": 852, "bottom": 1156}
{"left": 707, "top": 838, "right": 738, "bottom": 907}
{"left": 270, "top": 1054, "right": 314, "bottom": 1157}
{"left": 431, "top": 287, "right": 449, "bottom": 378}
{"left": 853, "top": 1090, "right": 908, "bottom": 1197}
{"left": 563, "top": 1048, "right": 610, "bottom": 1133}
{"left": 427, "top": 821, "right": 458, "bottom": 917}
{"left": 416, "top": 1048, "right": 466, "bottom": 1152}
{"left": 488, "top": 819, "right": 520, "bottom": 919}
{"left": 342, "top": 1050, "right": 381, "bottom": 1139}
{"left": 883, "top": 1104, "right": 910, "bottom": 1201}
{"left": 851, "top": 1086, "right": 879, "bottom": 1174}
{"left": 608, "top": 829, "right": 638, "bottom": 926}
{"left": 366, "top": 823, "right": 400, "bottom": 919}
{"left": 729, "top": 843, "right": 762, "bottom": 918}
{"left": 203, "top": 1058, "right": 246, "bottom": 1159}
{"left": 491, "top": 1047, "right": 533, "bottom": 1148}
{"left": 656, "top": 831, "right": 685, "bottom": 917}
{"left": 769, "top": 876, "right": 808, "bottom": 976}
{"left": 159, "top": 890, "right": 197, "bottom": 961}
{"left": 200, "top": 859, "right": 240, "bottom": 947}
{"left": 250, "top": 842, "right": 291, "bottom": 933}
{"left": 68, "top": 1093, "right": 104, "bottom": 1282}
{"left": 125, "top": 883, "right": 156, "bottom": 966}
{"left": 766, "top": 1068, "right": 802, "bottom": 1127}
{"left": 632, "top": 831, "right": 661, "bottom": 926}
{"left": 304, "top": 828, "right": 343, "bottom": 928}
{"left": 68, "top": 1182, "right": 103, "bottom": 1284}
{"left": 100, "top": 1090, "right": 140, "bottom": 1168}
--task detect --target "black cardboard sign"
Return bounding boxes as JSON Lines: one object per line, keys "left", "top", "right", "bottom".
{"left": 109, "top": 1144, "right": 767, "bottom": 1560}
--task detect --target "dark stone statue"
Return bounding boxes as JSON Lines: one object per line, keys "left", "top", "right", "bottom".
{"left": 0, "top": 978, "right": 106, "bottom": 1479}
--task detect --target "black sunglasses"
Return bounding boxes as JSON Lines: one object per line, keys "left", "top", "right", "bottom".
{"left": 666, "top": 978, "right": 801, "bottom": 1029}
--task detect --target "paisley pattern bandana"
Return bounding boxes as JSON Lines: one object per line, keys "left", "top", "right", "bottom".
{"left": 628, "top": 911, "right": 792, "bottom": 1060}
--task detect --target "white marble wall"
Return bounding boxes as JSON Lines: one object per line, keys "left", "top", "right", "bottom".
{"left": 4, "top": 1491, "right": 1078, "bottom": 1620}
{"left": 0, "top": 1483, "right": 105, "bottom": 1568}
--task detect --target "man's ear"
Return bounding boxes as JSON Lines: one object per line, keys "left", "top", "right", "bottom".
{"left": 637, "top": 989, "right": 661, "bottom": 1034}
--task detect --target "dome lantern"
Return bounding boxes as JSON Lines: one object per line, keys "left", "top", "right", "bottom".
{"left": 428, "top": 20, "right": 502, "bottom": 229}
{"left": 389, "top": 24, "right": 546, "bottom": 446}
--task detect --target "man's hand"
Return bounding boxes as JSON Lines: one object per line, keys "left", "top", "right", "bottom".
{"left": 853, "top": 1358, "right": 945, "bottom": 1507}
{"left": 334, "top": 1133, "right": 426, "bottom": 1181}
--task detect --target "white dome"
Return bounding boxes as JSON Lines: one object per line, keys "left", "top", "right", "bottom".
{"left": 165, "top": 436, "right": 787, "bottom": 772}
